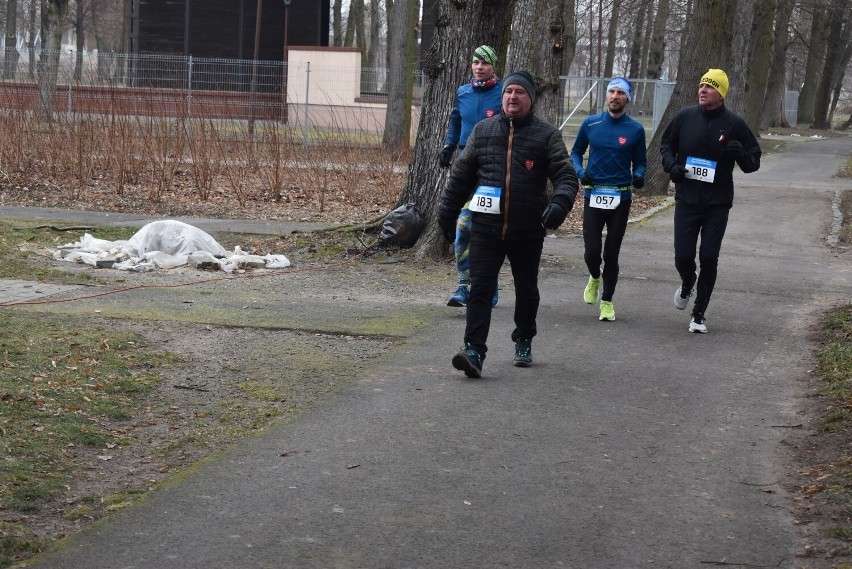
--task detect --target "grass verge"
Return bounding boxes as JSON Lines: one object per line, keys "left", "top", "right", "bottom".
{"left": 0, "top": 311, "right": 173, "bottom": 567}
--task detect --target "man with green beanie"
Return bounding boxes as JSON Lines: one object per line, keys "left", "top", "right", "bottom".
{"left": 661, "top": 68, "right": 761, "bottom": 334}
{"left": 440, "top": 45, "right": 503, "bottom": 309}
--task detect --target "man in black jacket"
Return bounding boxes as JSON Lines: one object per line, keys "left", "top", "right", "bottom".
{"left": 661, "top": 68, "right": 761, "bottom": 334}
{"left": 438, "top": 71, "right": 579, "bottom": 377}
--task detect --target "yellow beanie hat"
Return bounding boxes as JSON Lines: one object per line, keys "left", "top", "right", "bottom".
{"left": 699, "top": 69, "right": 729, "bottom": 99}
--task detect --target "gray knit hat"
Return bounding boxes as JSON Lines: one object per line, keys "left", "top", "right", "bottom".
{"left": 502, "top": 71, "right": 536, "bottom": 105}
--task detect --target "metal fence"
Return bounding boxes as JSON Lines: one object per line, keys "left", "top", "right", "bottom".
{"left": 0, "top": 49, "right": 673, "bottom": 139}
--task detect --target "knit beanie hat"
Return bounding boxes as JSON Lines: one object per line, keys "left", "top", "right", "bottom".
{"left": 472, "top": 45, "right": 498, "bottom": 67}
{"left": 502, "top": 71, "right": 536, "bottom": 105}
{"left": 699, "top": 69, "right": 729, "bottom": 99}
{"left": 606, "top": 77, "right": 632, "bottom": 102}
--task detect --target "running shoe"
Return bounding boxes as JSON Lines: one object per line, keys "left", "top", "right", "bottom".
{"left": 689, "top": 316, "right": 708, "bottom": 334}
{"left": 452, "top": 344, "right": 483, "bottom": 377}
{"left": 674, "top": 272, "right": 697, "bottom": 310}
{"left": 513, "top": 337, "right": 532, "bottom": 367}
{"left": 584, "top": 274, "right": 602, "bottom": 304}
{"left": 447, "top": 284, "right": 470, "bottom": 307}
{"left": 599, "top": 300, "right": 615, "bottom": 321}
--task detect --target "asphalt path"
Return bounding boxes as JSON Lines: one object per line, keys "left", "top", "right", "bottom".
{"left": 18, "top": 136, "right": 852, "bottom": 569}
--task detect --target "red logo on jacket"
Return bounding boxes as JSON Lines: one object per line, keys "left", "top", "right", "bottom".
{"left": 524, "top": 159, "right": 534, "bottom": 170}
{"left": 618, "top": 136, "right": 627, "bottom": 145}
{"left": 486, "top": 109, "right": 495, "bottom": 117}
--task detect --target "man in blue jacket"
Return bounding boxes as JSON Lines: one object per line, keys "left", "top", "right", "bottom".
{"left": 439, "top": 45, "right": 503, "bottom": 309}
{"left": 571, "top": 77, "right": 647, "bottom": 322}
{"left": 661, "top": 69, "right": 761, "bottom": 333}
{"left": 439, "top": 71, "right": 579, "bottom": 378}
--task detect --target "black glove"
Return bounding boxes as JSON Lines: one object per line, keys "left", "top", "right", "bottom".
{"left": 541, "top": 202, "right": 568, "bottom": 230}
{"left": 438, "top": 145, "right": 456, "bottom": 168}
{"left": 580, "top": 171, "right": 594, "bottom": 186}
{"left": 632, "top": 175, "right": 644, "bottom": 189}
{"left": 724, "top": 140, "right": 746, "bottom": 160}
{"left": 670, "top": 164, "right": 688, "bottom": 183}
{"left": 438, "top": 212, "right": 457, "bottom": 242}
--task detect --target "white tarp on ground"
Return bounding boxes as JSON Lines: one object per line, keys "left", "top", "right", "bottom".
{"left": 53, "top": 220, "right": 291, "bottom": 272}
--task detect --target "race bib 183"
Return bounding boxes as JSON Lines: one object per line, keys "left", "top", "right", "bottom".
{"left": 469, "top": 186, "right": 502, "bottom": 214}
{"left": 685, "top": 156, "right": 717, "bottom": 183}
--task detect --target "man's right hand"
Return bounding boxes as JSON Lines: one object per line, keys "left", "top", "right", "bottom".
{"left": 438, "top": 145, "right": 456, "bottom": 168}
{"left": 580, "top": 172, "right": 594, "bottom": 186}
{"left": 669, "top": 164, "right": 688, "bottom": 183}
{"left": 438, "top": 213, "right": 457, "bottom": 242}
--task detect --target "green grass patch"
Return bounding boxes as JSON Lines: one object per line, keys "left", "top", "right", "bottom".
{"left": 0, "top": 220, "right": 136, "bottom": 282}
{"left": 0, "top": 310, "right": 171, "bottom": 513}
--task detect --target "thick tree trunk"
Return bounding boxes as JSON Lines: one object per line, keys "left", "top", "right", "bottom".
{"left": 627, "top": 0, "right": 647, "bottom": 78}
{"left": 507, "top": 0, "right": 571, "bottom": 125}
{"left": 603, "top": 0, "right": 620, "bottom": 78}
{"left": 724, "top": 0, "right": 754, "bottom": 114}
{"left": 811, "top": 0, "right": 849, "bottom": 128}
{"left": 382, "top": 0, "right": 414, "bottom": 147}
{"left": 645, "top": 0, "right": 670, "bottom": 79}
{"left": 4, "top": 0, "right": 20, "bottom": 80}
{"left": 332, "top": 0, "right": 343, "bottom": 46}
{"left": 797, "top": 1, "right": 828, "bottom": 125}
{"left": 644, "top": 0, "right": 726, "bottom": 196}
{"left": 759, "top": 0, "right": 794, "bottom": 129}
{"left": 37, "top": 0, "right": 70, "bottom": 122}
{"left": 742, "top": 0, "right": 774, "bottom": 133}
{"left": 397, "top": 0, "right": 516, "bottom": 259}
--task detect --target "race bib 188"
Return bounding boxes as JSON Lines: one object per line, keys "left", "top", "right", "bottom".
{"left": 685, "top": 156, "right": 717, "bottom": 183}
{"left": 469, "top": 186, "right": 502, "bottom": 214}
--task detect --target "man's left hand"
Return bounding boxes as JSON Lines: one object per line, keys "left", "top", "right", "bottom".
{"left": 724, "top": 140, "right": 746, "bottom": 160}
{"left": 541, "top": 202, "right": 568, "bottom": 230}
{"left": 632, "top": 176, "right": 644, "bottom": 189}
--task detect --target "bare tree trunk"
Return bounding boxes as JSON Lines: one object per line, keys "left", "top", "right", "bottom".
{"left": 644, "top": 0, "right": 726, "bottom": 195}
{"left": 725, "top": 0, "right": 754, "bottom": 114}
{"left": 603, "top": 0, "right": 620, "bottom": 78}
{"left": 74, "top": 0, "right": 86, "bottom": 82}
{"left": 826, "top": 16, "right": 851, "bottom": 125}
{"left": 760, "top": 0, "right": 794, "bottom": 129}
{"left": 797, "top": 0, "right": 828, "bottom": 125}
{"left": 4, "top": 0, "right": 19, "bottom": 79}
{"left": 360, "top": 0, "right": 382, "bottom": 92}
{"left": 742, "top": 0, "right": 774, "bottom": 133}
{"left": 397, "top": 0, "right": 516, "bottom": 259}
{"left": 627, "top": 0, "right": 647, "bottom": 78}
{"left": 507, "top": 0, "right": 571, "bottom": 125}
{"left": 332, "top": 0, "right": 343, "bottom": 46}
{"left": 38, "top": 0, "right": 70, "bottom": 121}
{"left": 811, "top": 0, "right": 848, "bottom": 128}
{"left": 645, "top": 0, "right": 670, "bottom": 79}
{"left": 27, "top": 0, "right": 37, "bottom": 79}
{"left": 382, "top": 0, "right": 414, "bottom": 147}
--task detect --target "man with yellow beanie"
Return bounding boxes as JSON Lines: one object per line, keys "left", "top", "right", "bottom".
{"left": 660, "top": 68, "right": 761, "bottom": 334}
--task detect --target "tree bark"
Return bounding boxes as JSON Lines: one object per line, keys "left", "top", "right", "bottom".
{"left": 742, "top": 0, "right": 774, "bottom": 132}
{"left": 506, "top": 0, "right": 571, "bottom": 125}
{"left": 759, "top": 0, "right": 794, "bottom": 129}
{"left": 645, "top": 0, "right": 670, "bottom": 79}
{"left": 644, "top": 0, "right": 726, "bottom": 196}
{"left": 726, "top": 0, "right": 754, "bottom": 114}
{"left": 396, "top": 0, "right": 516, "bottom": 259}
{"left": 382, "top": 0, "right": 414, "bottom": 147}
{"left": 4, "top": 0, "right": 20, "bottom": 80}
{"left": 797, "top": 1, "right": 828, "bottom": 125}
{"left": 74, "top": 0, "right": 86, "bottom": 82}
{"left": 627, "top": 0, "right": 647, "bottom": 78}
{"left": 811, "top": 0, "right": 849, "bottom": 128}
{"left": 603, "top": 0, "right": 620, "bottom": 78}
{"left": 37, "top": 0, "right": 70, "bottom": 121}
{"left": 332, "top": 0, "right": 343, "bottom": 46}
{"left": 826, "top": 12, "right": 851, "bottom": 125}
